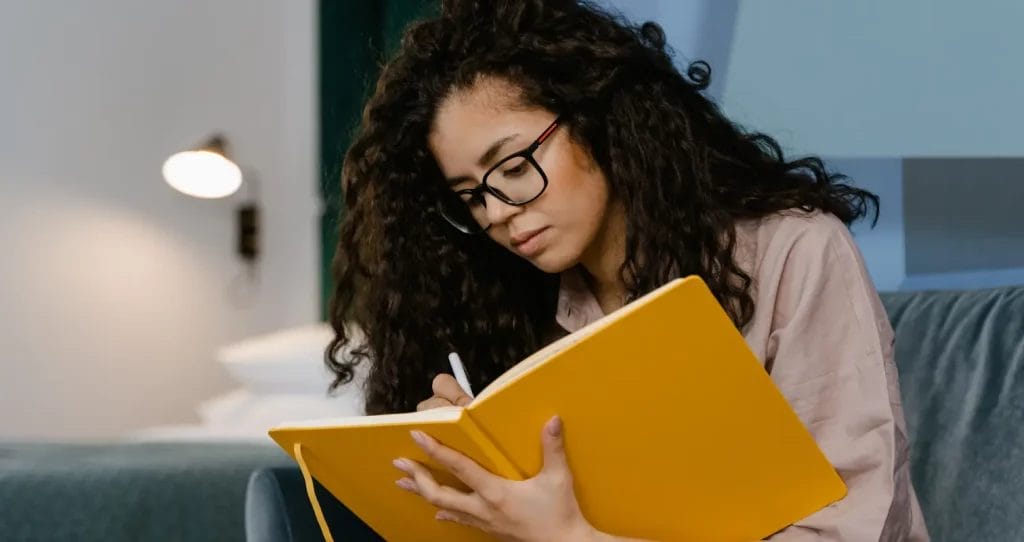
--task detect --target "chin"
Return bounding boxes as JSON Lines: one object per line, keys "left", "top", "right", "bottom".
{"left": 526, "top": 250, "right": 578, "bottom": 275}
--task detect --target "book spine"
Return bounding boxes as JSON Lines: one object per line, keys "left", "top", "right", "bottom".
{"left": 461, "top": 412, "right": 525, "bottom": 480}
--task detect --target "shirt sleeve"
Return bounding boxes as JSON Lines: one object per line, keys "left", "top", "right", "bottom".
{"left": 757, "top": 215, "right": 920, "bottom": 541}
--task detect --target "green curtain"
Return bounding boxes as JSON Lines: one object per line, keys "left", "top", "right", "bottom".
{"left": 319, "top": 0, "right": 439, "bottom": 320}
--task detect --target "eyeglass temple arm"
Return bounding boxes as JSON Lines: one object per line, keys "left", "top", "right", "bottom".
{"left": 527, "top": 117, "right": 561, "bottom": 153}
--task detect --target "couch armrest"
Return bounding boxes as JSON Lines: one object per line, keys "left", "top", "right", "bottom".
{"left": 244, "top": 467, "right": 382, "bottom": 542}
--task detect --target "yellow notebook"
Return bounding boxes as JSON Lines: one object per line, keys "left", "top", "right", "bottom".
{"left": 269, "top": 276, "right": 847, "bottom": 541}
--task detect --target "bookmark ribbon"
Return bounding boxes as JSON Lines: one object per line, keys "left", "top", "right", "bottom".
{"left": 294, "top": 443, "right": 335, "bottom": 542}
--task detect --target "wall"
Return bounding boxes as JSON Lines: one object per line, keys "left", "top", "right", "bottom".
{"left": 0, "top": 0, "right": 318, "bottom": 440}
{"left": 900, "top": 158, "right": 1024, "bottom": 289}
{"left": 829, "top": 159, "right": 905, "bottom": 292}
{"left": 721, "top": 2, "right": 1024, "bottom": 289}
{"left": 722, "top": 0, "right": 1024, "bottom": 158}
{"left": 593, "top": 0, "right": 738, "bottom": 101}
{"left": 603, "top": 0, "right": 1024, "bottom": 291}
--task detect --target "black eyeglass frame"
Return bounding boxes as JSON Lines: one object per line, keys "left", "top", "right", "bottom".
{"left": 439, "top": 116, "right": 563, "bottom": 234}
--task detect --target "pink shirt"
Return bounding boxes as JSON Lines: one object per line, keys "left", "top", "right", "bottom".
{"left": 556, "top": 211, "right": 929, "bottom": 541}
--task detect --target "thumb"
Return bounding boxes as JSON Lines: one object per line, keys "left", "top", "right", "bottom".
{"left": 540, "top": 415, "right": 570, "bottom": 475}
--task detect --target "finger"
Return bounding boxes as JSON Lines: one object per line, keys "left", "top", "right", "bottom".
{"left": 417, "top": 396, "right": 456, "bottom": 412}
{"left": 432, "top": 374, "right": 473, "bottom": 406}
{"left": 395, "top": 477, "right": 417, "bottom": 493}
{"left": 540, "top": 415, "right": 570, "bottom": 478}
{"left": 395, "top": 457, "right": 486, "bottom": 517}
{"left": 436, "top": 508, "right": 488, "bottom": 531}
{"left": 411, "top": 431, "right": 500, "bottom": 499}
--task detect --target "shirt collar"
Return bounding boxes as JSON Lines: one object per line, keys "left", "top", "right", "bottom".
{"left": 555, "top": 266, "right": 607, "bottom": 333}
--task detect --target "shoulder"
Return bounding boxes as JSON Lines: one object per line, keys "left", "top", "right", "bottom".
{"left": 733, "top": 209, "right": 881, "bottom": 331}
{"left": 733, "top": 209, "right": 863, "bottom": 283}
{"left": 737, "top": 208, "right": 854, "bottom": 252}
{"left": 735, "top": 209, "right": 887, "bottom": 338}
{"left": 735, "top": 210, "right": 893, "bottom": 374}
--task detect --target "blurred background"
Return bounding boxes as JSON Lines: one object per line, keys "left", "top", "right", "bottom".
{"left": 1, "top": 0, "right": 1021, "bottom": 443}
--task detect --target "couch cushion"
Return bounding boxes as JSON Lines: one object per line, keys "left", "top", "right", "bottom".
{"left": 245, "top": 467, "right": 382, "bottom": 542}
{"left": 881, "top": 286, "right": 1024, "bottom": 542}
{"left": 0, "top": 442, "right": 290, "bottom": 542}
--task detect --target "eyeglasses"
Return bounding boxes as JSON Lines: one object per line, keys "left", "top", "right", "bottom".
{"left": 438, "top": 116, "right": 562, "bottom": 234}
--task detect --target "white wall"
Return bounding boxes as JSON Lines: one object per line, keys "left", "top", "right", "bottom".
{"left": 0, "top": 0, "right": 319, "bottom": 440}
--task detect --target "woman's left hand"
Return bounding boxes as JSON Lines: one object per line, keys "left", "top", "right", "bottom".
{"left": 392, "top": 415, "right": 597, "bottom": 542}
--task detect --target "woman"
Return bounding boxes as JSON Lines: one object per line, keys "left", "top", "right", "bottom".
{"left": 326, "top": 0, "right": 928, "bottom": 540}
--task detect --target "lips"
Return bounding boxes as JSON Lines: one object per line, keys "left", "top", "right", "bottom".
{"left": 511, "top": 227, "right": 548, "bottom": 247}
{"left": 510, "top": 226, "right": 550, "bottom": 258}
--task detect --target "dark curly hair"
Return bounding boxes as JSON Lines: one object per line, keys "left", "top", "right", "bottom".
{"left": 325, "top": 0, "right": 879, "bottom": 415}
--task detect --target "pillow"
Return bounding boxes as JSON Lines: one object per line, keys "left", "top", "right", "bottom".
{"left": 196, "top": 388, "right": 366, "bottom": 428}
{"left": 127, "top": 388, "right": 366, "bottom": 442}
{"left": 216, "top": 322, "right": 364, "bottom": 395}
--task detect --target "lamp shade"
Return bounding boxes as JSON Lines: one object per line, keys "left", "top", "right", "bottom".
{"left": 162, "top": 135, "right": 243, "bottom": 199}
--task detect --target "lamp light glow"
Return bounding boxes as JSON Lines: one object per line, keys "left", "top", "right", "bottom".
{"left": 162, "top": 135, "right": 243, "bottom": 199}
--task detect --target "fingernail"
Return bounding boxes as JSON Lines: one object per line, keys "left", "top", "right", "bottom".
{"left": 392, "top": 458, "right": 410, "bottom": 471}
{"left": 436, "top": 511, "right": 453, "bottom": 521}
{"left": 395, "top": 478, "right": 416, "bottom": 492}
{"left": 410, "top": 430, "right": 429, "bottom": 446}
{"left": 547, "top": 415, "right": 562, "bottom": 437}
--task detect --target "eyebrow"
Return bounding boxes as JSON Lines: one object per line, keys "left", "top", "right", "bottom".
{"left": 446, "top": 133, "right": 519, "bottom": 186}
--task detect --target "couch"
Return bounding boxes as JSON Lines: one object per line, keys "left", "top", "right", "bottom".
{"left": 0, "top": 441, "right": 292, "bottom": 541}
{"left": 244, "top": 286, "right": 1024, "bottom": 542}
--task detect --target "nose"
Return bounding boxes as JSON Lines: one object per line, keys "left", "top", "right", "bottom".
{"left": 483, "top": 192, "right": 522, "bottom": 226}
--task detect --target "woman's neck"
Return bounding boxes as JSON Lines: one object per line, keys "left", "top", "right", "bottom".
{"left": 579, "top": 199, "right": 628, "bottom": 314}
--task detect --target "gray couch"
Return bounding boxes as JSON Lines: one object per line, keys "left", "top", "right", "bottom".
{"left": 246, "top": 286, "right": 1024, "bottom": 542}
{"left": 0, "top": 442, "right": 291, "bottom": 541}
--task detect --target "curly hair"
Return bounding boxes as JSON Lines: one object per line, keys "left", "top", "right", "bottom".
{"left": 325, "top": 0, "right": 879, "bottom": 415}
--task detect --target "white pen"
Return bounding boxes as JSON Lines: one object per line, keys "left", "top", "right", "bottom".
{"left": 447, "top": 352, "right": 475, "bottom": 399}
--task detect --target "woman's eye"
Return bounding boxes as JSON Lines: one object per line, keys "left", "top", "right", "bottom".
{"left": 501, "top": 160, "right": 528, "bottom": 177}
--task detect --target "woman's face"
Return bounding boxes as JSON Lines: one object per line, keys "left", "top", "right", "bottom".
{"left": 428, "top": 78, "right": 616, "bottom": 274}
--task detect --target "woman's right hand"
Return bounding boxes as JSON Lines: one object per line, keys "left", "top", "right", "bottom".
{"left": 416, "top": 373, "right": 473, "bottom": 411}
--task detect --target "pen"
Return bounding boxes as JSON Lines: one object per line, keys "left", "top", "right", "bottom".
{"left": 447, "top": 352, "right": 475, "bottom": 399}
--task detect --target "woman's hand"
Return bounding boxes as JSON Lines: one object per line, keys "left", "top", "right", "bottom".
{"left": 416, "top": 373, "right": 472, "bottom": 411}
{"left": 392, "top": 415, "right": 600, "bottom": 542}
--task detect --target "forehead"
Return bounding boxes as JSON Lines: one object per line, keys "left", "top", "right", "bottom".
{"left": 428, "top": 79, "right": 548, "bottom": 174}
